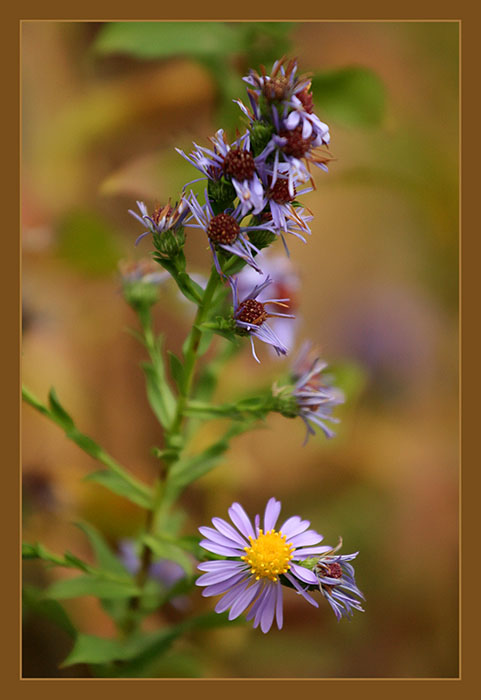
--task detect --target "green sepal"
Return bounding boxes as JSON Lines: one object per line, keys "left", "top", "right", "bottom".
{"left": 152, "top": 227, "right": 186, "bottom": 259}
{"left": 245, "top": 226, "right": 277, "bottom": 251}
{"left": 249, "top": 121, "right": 275, "bottom": 156}
{"left": 197, "top": 317, "right": 238, "bottom": 344}
{"left": 207, "top": 177, "right": 236, "bottom": 214}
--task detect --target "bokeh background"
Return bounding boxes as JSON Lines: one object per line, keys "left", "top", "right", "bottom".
{"left": 21, "top": 21, "right": 459, "bottom": 678}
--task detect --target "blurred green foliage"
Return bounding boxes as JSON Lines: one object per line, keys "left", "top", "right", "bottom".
{"left": 93, "top": 22, "right": 386, "bottom": 130}
{"left": 56, "top": 210, "right": 122, "bottom": 276}
{"left": 312, "top": 67, "right": 386, "bottom": 127}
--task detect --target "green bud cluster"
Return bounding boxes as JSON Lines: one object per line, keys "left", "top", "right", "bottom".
{"left": 271, "top": 391, "right": 300, "bottom": 418}
{"left": 249, "top": 121, "right": 275, "bottom": 157}
{"left": 122, "top": 280, "right": 160, "bottom": 312}
{"left": 247, "top": 227, "right": 277, "bottom": 251}
{"left": 207, "top": 177, "right": 237, "bottom": 215}
{"left": 152, "top": 227, "right": 186, "bottom": 259}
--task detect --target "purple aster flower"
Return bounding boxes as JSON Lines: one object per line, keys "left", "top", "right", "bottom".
{"left": 129, "top": 199, "right": 189, "bottom": 246}
{"left": 196, "top": 498, "right": 332, "bottom": 633}
{"left": 273, "top": 343, "right": 344, "bottom": 443}
{"left": 235, "top": 253, "right": 300, "bottom": 353}
{"left": 177, "top": 129, "right": 265, "bottom": 216}
{"left": 243, "top": 57, "right": 311, "bottom": 110}
{"left": 291, "top": 352, "right": 344, "bottom": 442}
{"left": 230, "top": 274, "right": 295, "bottom": 362}
{"left": 186, "top": 190, "right": 274, "bottom": 276}
{"left": 313, "top": 539, "right": 365, "bottom": 621}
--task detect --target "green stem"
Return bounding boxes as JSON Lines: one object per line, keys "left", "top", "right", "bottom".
{"left": 168, "top": 269, "right": 221, "bottom": 439}
{"left": 125, "top": 269, "right": 221, "bottom": 632}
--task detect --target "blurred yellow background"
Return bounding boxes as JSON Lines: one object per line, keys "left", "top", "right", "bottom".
{"left": 22, "top": 21, "right": 458, "bottom": 678}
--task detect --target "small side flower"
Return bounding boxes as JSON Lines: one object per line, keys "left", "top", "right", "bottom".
{"left": 313, "top": 539, "right": 365, "bottom": 621}
{"left": 230, "top": 275, "right": 295, "bottom": 362}
{"left": 273, "top": 344, "right": 344, "bottom": 442}
{"left": 186, "top": 191, "right": 274, "bottom": 276}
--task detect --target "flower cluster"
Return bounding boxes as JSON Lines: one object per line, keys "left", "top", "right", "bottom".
{"left": 126, "top": 59, "right": 362, "bottom": 633}
{"left": 130, "top": 58, "right": 335, "bottom": 366}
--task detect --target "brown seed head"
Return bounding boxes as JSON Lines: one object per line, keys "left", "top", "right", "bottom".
{"left": 269, "top": 178, "right": 296, "bottom": 204}
{"left": 298, "top": 86, "right": 314, "bottom": 114}
{"left": 279, "top": 127, "right": 312, "bottom": 158}
{"left": 223, "top": 148, "right": 256, "bottom": 181}
{"left": 237, "top": 299, "right": 268, "bottom": 326}
{"left": 207, "top": 213, "right": 240, "bottom": 245}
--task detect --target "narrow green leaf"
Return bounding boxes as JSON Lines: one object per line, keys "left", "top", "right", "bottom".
{"left": 75, "top": 522, "right": 128, "bottom": 576}
{"left": 48, "top": 388, "right": 74, "bottom": 430}
{"left": 83, "top": 470, "right": 153, "bottom": 509}
{"left": 22, "top": 386, "right": 49, "bottom": 416}
{"left": 167, "top": 351, "right": 185, "bottom": 394}
{"left": 23, "top": 386, "right": 149, "bottom": 501}
{"left": 62, "top": 628, "right": 178, "bottom": 667}
{"left": 142, "top": 362, "right": 175, "bottom": 428}
{"left": 44, "top": 575, "right": 141, "bottom": 600}
{"left": 23, "top": 585, "right": 77, "bottom": 638}
{"left": 22, "top": 541, "right": 90, "bottom": 571}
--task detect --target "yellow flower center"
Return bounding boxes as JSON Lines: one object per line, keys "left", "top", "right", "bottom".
{"left": 240, "top": 529, "right": 294, "bottom": 582}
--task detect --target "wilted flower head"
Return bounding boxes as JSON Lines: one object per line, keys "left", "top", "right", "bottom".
{"left": 129, "top": 199, "right": 188, "bottom": 246}
{"left": 177, "top": 129, "right": 265, "bottom": 216}
{"left": 293, "top": 357, "right": 344, "bottom": 442}
{"left": 197, "top": 497, "right": 332, "bottom": 633}
{"left": 235, "top": 253, "right": 300, "bottom": 353}
{"left": 186, "top": 191, "right": 273, "bottom": 276}
{"left": 313, "top": 539, "right": 364, "bottom": 621}
{"left": 272, "top": 343, "right": 344, "bottom": 443}
{"left": 243, "top": 58, "right": 311, "bottom": 117}
{"left": 230, "top": 275, "right": 295, "bottom": 362}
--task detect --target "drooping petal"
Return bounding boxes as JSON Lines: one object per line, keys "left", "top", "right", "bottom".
{"left": 290, "top": 562, "right": 319, "bottom": 585}
{"left": 284, "top": 572, "right": 319, "bottom": 608}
